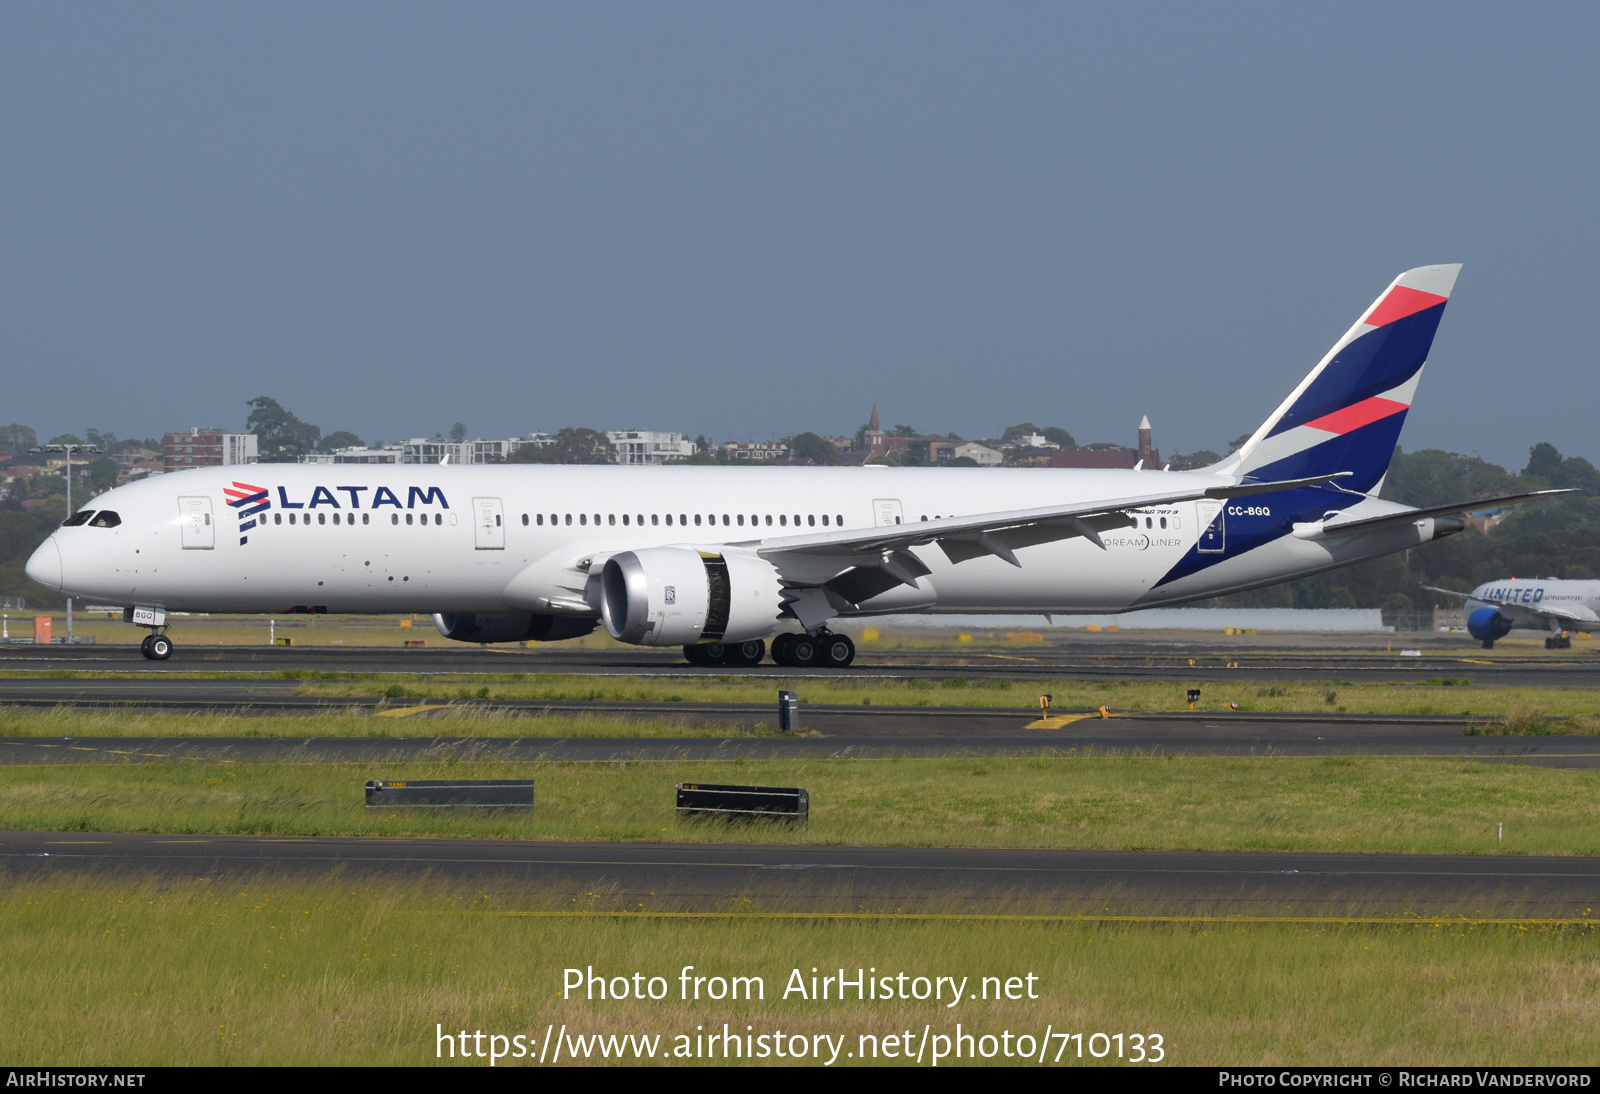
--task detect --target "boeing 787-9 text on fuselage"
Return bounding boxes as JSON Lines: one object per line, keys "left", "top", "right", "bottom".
{"left": 25, "top": 264, "right": 1564, "bottom": 665}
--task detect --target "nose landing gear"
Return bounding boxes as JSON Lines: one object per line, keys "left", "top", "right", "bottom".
{"left": 139, "top": 632, "right": 173, "bottom": 660}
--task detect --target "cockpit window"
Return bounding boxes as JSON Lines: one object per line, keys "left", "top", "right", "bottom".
{"left": 62, "top": 511, "right": 95, "bottom": 527}
{"left": 89, "top": 511, "right": 121, "bottom": 528}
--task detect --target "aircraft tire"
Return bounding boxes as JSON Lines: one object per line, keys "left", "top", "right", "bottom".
{"left": 148, "top": 635, "right": 173, "bottom": 661}
{"left": 722, "top": 639, "right": 765, "bottom": 667}
{"left": 820, "top": 633, "right": 855, "bottom": 668}
{"left": 770, "top": 633, "right": 795, "bottom": 666}
{"left": 788, "top": 635, "right": 820, "bottom": 667}
{"left": 683, "top": 644, "right": 711, "bottom": 665}
{"left": 139, "top": 635, "right": 154, "bottom": 658}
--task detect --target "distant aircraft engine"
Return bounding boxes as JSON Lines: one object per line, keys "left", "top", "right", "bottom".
{"left": 600, "top": 547, "right": 782, "bottom": 646}
{"left": 1466, "top": 607, "right": 1513, "bottom": 645}
{"left": 433, "top": 612, "right": 598, "bottom": 644}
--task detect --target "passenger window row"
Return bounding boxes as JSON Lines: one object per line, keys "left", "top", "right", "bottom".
{"left": 518, "top": 512, "right": 846, "bottom": 529}
{"left": 266, "top": 512, "right": 445, "bottom": 526}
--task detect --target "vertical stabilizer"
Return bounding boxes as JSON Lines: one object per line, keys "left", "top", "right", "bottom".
{"left": 1221, "top": 264, "right": 1461, "bottom": 494}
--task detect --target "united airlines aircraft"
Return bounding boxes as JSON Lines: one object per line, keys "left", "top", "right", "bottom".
{"left": 26, "top": 264, "right": 1565, "bottom": 666}
{"left": 1426, "top": 579, "right": 1600, "bottom": 649}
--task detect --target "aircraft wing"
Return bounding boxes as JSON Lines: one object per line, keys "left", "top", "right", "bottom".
{"left": 741, "top": 472, "right": 1351, "bottom": 605}
{"left": 1295, "top": 489, "right": 1573, "bottom": 540}
{"left": 1422, "top": 585, "right": 1600, "bottom": 626}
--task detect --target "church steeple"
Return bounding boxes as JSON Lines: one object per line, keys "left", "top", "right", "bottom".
{"left": 868, "top": 404, "right": 880, "bottom": 432}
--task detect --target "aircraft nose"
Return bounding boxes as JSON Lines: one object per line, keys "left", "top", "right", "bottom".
{"left": 25, "top": 538, "right": 62, "bottom": 593}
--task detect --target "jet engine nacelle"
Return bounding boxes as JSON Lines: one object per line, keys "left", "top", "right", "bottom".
{"left": 1466, "top": 607, "right": 1514, "bottom": 644}
{"left": 433, "top": 612, "right": 599, "bottom": 644}
{"left": 600, "top": 547, "right": 782, "bottom": 646}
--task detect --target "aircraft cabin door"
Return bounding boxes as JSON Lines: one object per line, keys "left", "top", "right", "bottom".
{"left": 472, "top": 497, "right": 505, "bottom": 550}
{"left": 179, "top": 496, "right": 214, "bottom": 550}
{"left": 872, "top": 498, "right": 904, "bottom": 526}
{"left": 1195, "top": 500, "right": 1225, "bottom": 553}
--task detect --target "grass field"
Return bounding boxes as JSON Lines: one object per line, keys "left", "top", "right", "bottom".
{"left": 292, "top": 673, "right": 1600, "bottom": 722}
{"left": 5, "top": 755, "right": 1598, "bottom": 855}
{"left": 3, "top": 875, "right": 1596, "bottom": 1066}
{"left": 0, "top": 706, "right": 768, "bottom": 739}
{"left": 8, "top": 670, "right": 1600, "bottom": 727}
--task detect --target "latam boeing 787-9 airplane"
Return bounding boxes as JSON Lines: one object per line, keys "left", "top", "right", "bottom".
{"left": 25, "top": 264, "right": 1563, "bottom": 666}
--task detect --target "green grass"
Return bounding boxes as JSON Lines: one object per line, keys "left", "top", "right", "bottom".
{"left": 247, "top": 674, "right": 1600, "bottom": 720}
{"left": 10, "top": 666, "right": 1600, "bottom": 718}
{"left": 3, "top": 875, "right": 1596, "bottom": 1065}
{"left": 0, "top": 706, "right": 780, "bottom": 739}
{"left": 5, "top": 755, "right": 1598, "bottom": 854}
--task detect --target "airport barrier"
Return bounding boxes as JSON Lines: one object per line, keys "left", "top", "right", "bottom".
{"left": 676, "top": 782, "right": 808, "bottom": 823}
{"left": 777, "top": 690, "right": 800, "bottom": 732}
{"left": 364, "top": 779, "right": 535, "bottom": 809}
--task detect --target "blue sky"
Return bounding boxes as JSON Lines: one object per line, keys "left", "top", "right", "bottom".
{"left": 2, "top": 3, "right": 1595, "bottom": 468}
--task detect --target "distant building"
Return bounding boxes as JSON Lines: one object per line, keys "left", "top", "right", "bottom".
{"left": 300, "top": 433, "right": 555, "bottom": 466}
{"left": 399, "top": 435, "right": 555, "bottom": 464}
{"left": 722, "top": 441, "right": 788, "bottom": 461}
{"left": 112, "top": 447, "right": 160, "bottom": 470}
{"left": 949, "top": 442, "right": 1002, "bottom": 466}
{"left": 163, "top": 429, "right": 258, "bottom": 474}
{"left": 302, "top": 446, "right": 405, "bottom": 465}
{"left": 1047, "top": 416, "right": 1160, "bottom": 470}
{"left": 608, "top": 431, "right": 696, "bottom": 466}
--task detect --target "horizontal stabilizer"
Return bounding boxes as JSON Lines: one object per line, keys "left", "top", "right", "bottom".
{"left": 1296, "top": 489, "right": 1572, "bottom": 540}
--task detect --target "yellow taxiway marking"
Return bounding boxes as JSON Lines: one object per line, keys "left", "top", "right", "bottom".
{"left": 152, "top": 840, "right": 211, "bottom": 844}
{"left": 1458, "top": 659, "right": 1495, "bottom": 665}
{"left": 976, "top": 653, "right": 1038, "bottom": 662}
{"left": 375, "top": 704, "right": 450, "bottom": 718}
{"left": 45, "top": 841, "right": 110, "bottom": 844}
{"left": 1025, "top": 712, "right": 1116, "bottom": 730}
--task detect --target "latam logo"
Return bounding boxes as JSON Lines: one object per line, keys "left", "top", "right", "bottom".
{"left": 224, "top": 481, "right": 270, "bottom": 546}
{"left": 223, "top": 483, "right": 451, "bottom": 546}
{"left": 273, "top": 486, "right": 449, "bottom": 510}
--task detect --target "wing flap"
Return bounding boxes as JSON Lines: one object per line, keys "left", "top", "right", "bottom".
{"left": 755, "top": 471, "right": 1352, "bottom": 590}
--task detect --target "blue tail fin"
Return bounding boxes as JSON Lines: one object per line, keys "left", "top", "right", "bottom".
{"left": 1226, "top": 264, "right": 1461, "bottom": 493}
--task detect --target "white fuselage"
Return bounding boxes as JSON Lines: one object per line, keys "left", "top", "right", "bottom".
{"left": 28, "top": 463, "right": 1439, "bottom": 624}
{"left": 1467, "top": 578, "right": 1600, "bottom": 630}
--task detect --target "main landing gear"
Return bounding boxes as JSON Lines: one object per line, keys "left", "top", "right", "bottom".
{"left": 770, "top": 630, "right": 855, "bottom": 669}
{"left": 683, "top": 639, "right": 766, "bottom": 667}
{"left": 139, "top": 632, "right": 174, "bottom": 661}
{"left": 682, "top": 631, "right": 857, "bottom": 669}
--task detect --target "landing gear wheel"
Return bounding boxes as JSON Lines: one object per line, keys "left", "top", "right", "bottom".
{"left": 770, "top": 633, "right": 796, "bottom": 666}
{"left": 139, "top": 635, "right": 154, "bottom": 658}
{"left": 788, "top": 634, "right": 820, "bottom": 667}
{"left": 721, "top": 639, "right": 765, "bottom": 667}
{"left": 683, "top": 644, "right": 712, "bottom": 665}
{"left": 146, "top": 634, "right": 173, "bottom": 661}
{"left": 820, "top": 633, "right": 855, "bottom": 668}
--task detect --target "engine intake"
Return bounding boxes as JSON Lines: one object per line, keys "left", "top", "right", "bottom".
{"left": 433, "top": 612, "right": 598, "bottom": 645}
{"left": 600, "top": 547, "right": 781, "bottom": 646}
{"left": 1466, "top": 607, "right": 1513, "bottom": 645}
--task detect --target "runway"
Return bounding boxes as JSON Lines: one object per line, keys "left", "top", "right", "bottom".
{"left": 2, "top": 642, "right": 1598, "bottom": 688}
{"left": 4, "top": 830, "right": 1593, "bottom": 916}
